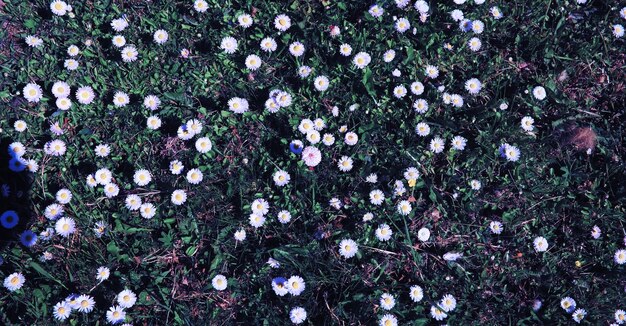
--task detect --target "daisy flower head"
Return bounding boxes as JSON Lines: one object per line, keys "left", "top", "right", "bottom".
{"left": 23, "top": 83, "right": 43, "bottom": 103}
{"left": 194, "top": 0, "right": 208, "bottom": 12}
{"left": 64, "top": 58, "right": 79, "bottom": 70}
{"left": 375, "top": 224, "right": 393, "bottom": 241}
{"left": 77, "top": 294, "right": 95, "bottom": 313}
{"left": 171, "top": 189, "right": 187, "bottom": 205}
{"left": 228, "top": 97, "right": 249, "bottom": 114}
{"left": 472, "top": 20, "right": 485, "bottom": 34}
{"left": 297, "top": 65, "right": 312, "bottom": 78}
{"left": 465, "top": 78, "right": 482, "bottom": 94}
{"left": 468, "top": 37, "right": 482, "bottom": 51}
{"left": 380, "top": 293, "right": 396, "bottom": 310}
{"left": 111, "top": 35, "right": 126, "bottom": 48}
{"left": 413, "top": 99, "right": 429, "bottom": 114}
{"left": 302, "top": 146, "right": 322, "bottom": 167}
{"left": 153, "top": 29, "right": 168, "bottom": 44}
{"left": 245, "top": 54, "right": 262, "bottom": 70}
{"left": 353, "top": 52, "right": 371, "bottom": 69}
{"left": 194, "top": 137, "right": 212, "bottom": 154}
{"left": 3, "top": 272, "right": 24, "bottom": 292}
{"left": 615, "top": 249, "right": 626, "bottom": 264}
{"left": 404, "top": 167, "right": 420, "bottom": 180}
{"left": 117, "top": 289, "right": 137, "bottom": 308}
{"left": 362, "top": 212, "right": 374, "bottom": 222}
{"left": 273, "top": 170, "right": 291, "bottom": 187}
{"left": 133, "top": 169, "right": 152, "bottom": 186}
{"left": 532, "top": 86, "right": 547, "bottom": 100}
{"left": 621, "top": 7, "right": 626, "bottom": 20}
{"left": 470, "top": 179, "right": 481, "bottom": 190}
{"left": 560, "top": 297, "right": 576, "bottom": 313}
{"left": 380, "top": 314, "right": 397, "bottom": 326}
{"left": 410, "top": 285, "right": 424, "bottom": 302}
{"left": 56, "top": 97, "right": 72, "bottom": 110}
{"left": 415, "top": 0, "right": 429, "bottom": 13}
{"left": 490, "top": 6, "right": 503, "bottom": 19}
{"left": 451, "top": 135, "right": 467, "bottom": 151}
{"left": 339, "top": 43, "right": 352, "bottom": 56}
{"left": 418, "top": 227, "right": 430, "bottom": 241}
{"left": 113, "top": 91, "right": 130, "bottom": 108}
{"left": 590, "top": 225, "right": 601, "bottom": 239}
{"left": 184, "top": 168, "right": 203, "bottom": 185}
{"left": 51, "top": 81, "right": 71, "bottom": 98}
{"left": 395, "top": 18, "right": 410, "bottom": 33}
{"left": 103, "top": 183, "right": 120, "bottom": 198}
{"left": 106, "top": 306, "right": 126, "bottom": 324}
{"left": 14, "top": 120, "right": 27, "bottom": 132}
{"left": 410, "top": 81, "right": 425, "bottom": 95}
{"left": 490, "top": 221, "right": 503, "bottom": 234}
{"left": 440, "top": 294, "right": 457, "bottom": 312}
{"left": 397, "top": 200, "right": 412, "bottom": 216}
{"left": 140, "top": 203, "right": 156, "bottom": 219}
{"left": 238, "top": 14, "right": 253, "bottom": 28}
{"left": 260, "top": 37, "right": 277, "bottom": 52}
{"left": 53, "top": 301, "right": 71, "bottom": 321}
{"left": 338, "top": 239, "right": 358, "bottom": 258}
{"left": 234, "top": 228, "right": 246, "bottom": 241}
{"left": 425, "top": 65, "right": 439, "bottom": 78}
{"left": 50, "top": 1, "right": 69, "bottom": 16}
{"left": 220, "top": 36, "right": 238, "bottom": 54}
{"left": 67, "top": 44, "right": 79, "bottom": 56}
{"left": 521, "top": 116, "right": 535, "bottom": 131}
{"left": 143, "top": 95, "right": 161, "bottom": 110}
{"left": 290, "top": 307, "right": 307, "bottom": 324}
{"left": 533, "top": 236, "right": 549, "bottom": 252}
{"left": 572, "top": 308, "right": 586, "bottom": 323}
{"left": 277, "top": 210, "right": 292, "bottom": 224}
{"left": 25, "top": 35, "right": 43, "bottom": 48}
{"left": 55, "top": 217, "right": 76, "bottom": 237}
{"left": 286, "top": 275, "right": 306, "bottom": 296}
{"left": 415, "top": 122, "right": 430, "bottom": 137}
{"left": 56, "top": 188, "right": 72, "bottom": 204}
{"left": 76, "top": 86, "right": 95, "bottom": 104}
{"left": 251, "top": 198, "right": 269, "bottom": 215}
{"left": 146, "top": 115, "right": 162, "bottom": 129}
{"left": 271, "top": 277, "right": 289, "bottom": 296}
{"left": 307, "top": 130, "right": 321, "bottom": 144}
{"left": 337, "top": 156, "right": 353, "bottom": 172}
{"left": 96, "top": 266, "right": 110, "bottom": 282}
{"left": 502, "top": 144, "right": 521, "bottom": 162}
{"left": 613, "top": 24, "right": 625, "bottom": 38}
{"left": 451, "top": 9, "right": 464, "bottom": 21}
{"left": 111, "top": 17, "right": 128, "bottom": 32}
{"left": 345, "top": 132, "right": 358, "bottom": 145}
{"left": 314, "top": 75, "right": 330, "bottom": 91}
{"left": 369, "top": 4, "right": 384, "bottom": 18}
{"left": 121, "top": 45, "right": 138, "bottom": 62}
{"left": 274, "top": 14, "right": 291, "bottom": 31}
{"left": 431, "top": 305, "right": 448, "bottom": 321}
{"left": 393, "top": 85, "right": 407, "bottom": 98}
{"left": 383, "top": 49, "right": 396, "bottom": 62}
{"left": 369, "top": 189, "right": 385, "bottom": 205}
{"left": 430, "top": 137, "right": 445, "bottom": 153}
{"left": 125, "top": 194, "right": 142, "bottom": 211}
{"left": 289, "top": 42, "right": 305, "bottom": 57}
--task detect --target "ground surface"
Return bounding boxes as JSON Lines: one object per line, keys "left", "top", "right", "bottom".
{"left": 0, "top": 0, "right": 625, "bottom": 325}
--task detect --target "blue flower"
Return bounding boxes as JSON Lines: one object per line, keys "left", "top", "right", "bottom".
{"left": 20, "top": 230, "right": 37, "bottom": 247}
{"left": 498, "top": 143, "right": 508, "bottom": 158}
{"left": 289, "top": 140, "right": 303, "bottom": 154}
{"left": 1, "top": 210, "right": 19, "bottom": 229}
{"left": 8, "top": 157, "right": 26, "bottom": 172}
{"left": 460, "top": 19, "right": 472, "bottom": 32}
{"left": 272, "top": 277, "right": 286, "bottom": 286}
